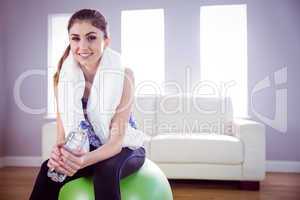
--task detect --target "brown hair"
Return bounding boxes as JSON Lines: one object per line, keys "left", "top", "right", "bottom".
{"left": 53, "top": 9, "right": 109, "bottom": 87}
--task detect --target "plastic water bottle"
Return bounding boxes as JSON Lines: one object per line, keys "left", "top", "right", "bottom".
{"left": 47, "top": 120, "right": 89, "bottom": 182}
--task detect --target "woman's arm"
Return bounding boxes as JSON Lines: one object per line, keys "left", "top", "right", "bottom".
{"left": 47, "top": 86, "right": 68, "bottom": 174}
{"left": 54, "top": 86, "right": 66, "bottom": 144}
{"left": 82, "top": 68, "right": 135, "bottom": 168}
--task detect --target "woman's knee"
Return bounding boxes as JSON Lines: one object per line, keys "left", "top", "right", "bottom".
{"left": 120, "top": 155, "right": 145, "bottom": 178}
{"left": 93, "top": 148, "right": 145, "bottom": 179}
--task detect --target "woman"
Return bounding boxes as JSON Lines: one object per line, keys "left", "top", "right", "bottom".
{"left": 30, "top": 9, "right": 145, "bottom": 200}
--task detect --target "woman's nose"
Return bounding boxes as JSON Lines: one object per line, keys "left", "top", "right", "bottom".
{"left": 79, "top": 39, "right": 89, "bottom": 50}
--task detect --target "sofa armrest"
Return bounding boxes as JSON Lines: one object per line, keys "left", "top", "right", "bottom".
{"left": 232, "top": 118, "right": 266, "bottom": 180}
{"left": 42, "top": 121, "right": 57, "bottom": 161}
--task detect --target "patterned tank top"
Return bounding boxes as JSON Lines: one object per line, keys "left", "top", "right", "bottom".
{"left": 81, "top": 97, "right": 138, "bottom": 148}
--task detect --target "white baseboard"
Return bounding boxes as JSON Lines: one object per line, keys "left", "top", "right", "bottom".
{"left": 0, "top": 157, "right": 299, "bottom": 173}
{"left": 266, "top": 160, "right": 300, "bottom": 173}
{"left": 3, "top": 156, "right": 43, "bottom": 167}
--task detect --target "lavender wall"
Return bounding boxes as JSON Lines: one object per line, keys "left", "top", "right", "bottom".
{"left": 1, "top": 0, "right": 299, "bottom": 161}
{"left": 248, "top": 0, "right": 300, "bottom": 161}
{"left": 0, "top": 4, "right": 5, "bottom": 157}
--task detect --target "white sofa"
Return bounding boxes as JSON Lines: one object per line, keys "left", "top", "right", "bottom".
{"left": 42, "top": 95, "right": 265, "bottom": 189}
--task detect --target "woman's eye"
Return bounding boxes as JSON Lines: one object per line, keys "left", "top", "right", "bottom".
{"left": 71, "top": 37, "right": 80, "bottom": 41}
{"left": 87, "top": 36, "right": 97, "bottom": 41}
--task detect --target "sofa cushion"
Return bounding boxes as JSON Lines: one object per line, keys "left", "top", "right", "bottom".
{"left": 150, "top": 133, "right": 243, "bottom": 165}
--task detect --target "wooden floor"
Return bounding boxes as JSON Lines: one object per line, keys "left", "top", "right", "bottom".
{"left": 0, "top": 167, "right": 300, "bottom": 200}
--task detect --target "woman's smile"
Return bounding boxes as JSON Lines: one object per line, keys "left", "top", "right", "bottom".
{"left": 78, "top": 52, "right": 94, "bottom": 59}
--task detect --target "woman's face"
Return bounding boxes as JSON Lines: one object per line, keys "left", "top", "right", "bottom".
{"left": 69, "top": 21, "right": 109, "bottom": 68}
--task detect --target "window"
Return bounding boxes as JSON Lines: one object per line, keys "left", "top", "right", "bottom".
{"left": 121, "top": 9, "right": 165, "bottom": 95}
{"left": 47, "top": 14, "right": 70, "bottom": 118}
{"left": 200, "top": 5, "right": 248, "bottom": 117}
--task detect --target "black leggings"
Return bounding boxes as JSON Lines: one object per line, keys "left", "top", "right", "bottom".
{"left": 29, "top": 145, "right": 146, "bottom": 200}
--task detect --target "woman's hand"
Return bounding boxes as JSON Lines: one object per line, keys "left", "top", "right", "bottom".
{"left": 59, "top": 147, "right": 87, "bottom": 177}
{"left": 47, "top": 142, "right": 64, "bottom": 172}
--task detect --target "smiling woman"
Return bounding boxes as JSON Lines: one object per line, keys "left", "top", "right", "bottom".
{"left": 53, "top": 9, "right": 110, "bottom": 88}
{"left": 69, "top": 22, "right": 109, "bottom": 81}
{"left": 69, "top": 22, "right": 109, "bottom": 90}
{"left": 29, "top": 9, "right": 146, "bottom": 200}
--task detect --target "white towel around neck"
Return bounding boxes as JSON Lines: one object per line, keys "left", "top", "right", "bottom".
{"left": 57, "top": 48, "right": 145, "bottom": 151}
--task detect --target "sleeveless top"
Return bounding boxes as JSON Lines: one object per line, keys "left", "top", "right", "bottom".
{"left": 81, "top": 97, "right": 138, "bottom": 148}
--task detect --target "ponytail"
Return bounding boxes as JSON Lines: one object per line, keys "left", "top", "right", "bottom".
{"left": 53, "top": 45, "right": 70, "bottom": 88}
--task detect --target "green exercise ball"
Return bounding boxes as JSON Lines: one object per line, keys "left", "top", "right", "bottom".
{"left": 58, "top": 159, "right": 173, "bottom": 200}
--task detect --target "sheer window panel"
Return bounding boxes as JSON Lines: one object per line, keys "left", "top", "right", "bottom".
{"left": 47, "top": 14, "right": 70, "bottom": 118}
{"left": 200, "top": 5, "right": 248, "bottom": 118}
{"left": 121, "top": 9, "right": 165, "bottom": 95}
